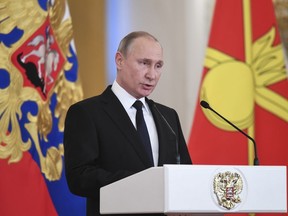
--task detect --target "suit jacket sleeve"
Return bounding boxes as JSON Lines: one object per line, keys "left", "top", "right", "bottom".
{"left": 64, "top": 103, "right": 134, "bottom": 198}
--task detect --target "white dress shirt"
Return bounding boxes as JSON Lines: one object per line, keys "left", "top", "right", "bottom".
{"left": 111, "top": 80, "right": 159, "bottom": 166}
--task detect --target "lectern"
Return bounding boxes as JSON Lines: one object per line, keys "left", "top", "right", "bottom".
{"left": 100, "top": 165, "right": 287, "bottom": 215}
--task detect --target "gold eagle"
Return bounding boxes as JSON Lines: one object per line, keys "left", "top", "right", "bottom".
{"left": 0, "top": 0, "right": 82, "bottom": 181}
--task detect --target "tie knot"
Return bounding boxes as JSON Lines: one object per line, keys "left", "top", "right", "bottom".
{"left": 133, "top": 100, "right": 143, "bottom": 111}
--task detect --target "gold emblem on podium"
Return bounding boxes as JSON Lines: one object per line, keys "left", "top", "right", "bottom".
{"left": 213, "top": 171, "right": 243, "bottom": 210}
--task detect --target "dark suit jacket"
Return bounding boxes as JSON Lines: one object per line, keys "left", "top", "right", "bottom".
{"left": 64, "top": 86, "right": 192, "bottom": 216}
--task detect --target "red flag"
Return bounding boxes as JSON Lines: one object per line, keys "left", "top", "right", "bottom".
{"left": 188, "top": 0, "right": 288, "bottom": 215}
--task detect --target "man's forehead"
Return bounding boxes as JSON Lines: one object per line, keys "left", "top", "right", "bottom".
{"left": 130, "top": 37, "right": 162, "bottom": 50}
{"left": 130, "top": 39, "right": 162, "bottom": 55}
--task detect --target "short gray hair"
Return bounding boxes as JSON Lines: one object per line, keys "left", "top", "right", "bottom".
{"left": 117, "top": 31, "right": 161, "bottom": 57}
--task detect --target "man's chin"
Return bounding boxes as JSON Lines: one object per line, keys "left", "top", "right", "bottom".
{"left": 141, "top": 89, "right": 154, "bottom": 97}
{"left": 139, "top": 91, "right": 152, "bottom": 98}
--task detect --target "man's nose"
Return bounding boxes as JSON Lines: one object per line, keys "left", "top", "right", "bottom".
{"left": 146, "top": 66, "right": 157, "bottom": 79}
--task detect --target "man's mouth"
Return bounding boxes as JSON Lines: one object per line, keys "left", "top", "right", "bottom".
{"left": 142, "top": 83, "right": 154, "bottom": 89}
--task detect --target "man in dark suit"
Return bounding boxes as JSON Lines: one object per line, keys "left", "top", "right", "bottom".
{"left": 64, "top": 31, "right": 192, "bottom": 216}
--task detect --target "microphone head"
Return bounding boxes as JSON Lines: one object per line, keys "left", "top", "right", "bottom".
{"left": 200, "top": 100, "right": 210, "bottom": 109}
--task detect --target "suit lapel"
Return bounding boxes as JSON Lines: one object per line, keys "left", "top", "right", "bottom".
{"left": 101, "top": 87, "right": 153, "bottom": 167}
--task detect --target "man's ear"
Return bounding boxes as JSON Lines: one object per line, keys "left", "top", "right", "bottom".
{"left": 115, "top": 52, "right": 124, "bottom": 69}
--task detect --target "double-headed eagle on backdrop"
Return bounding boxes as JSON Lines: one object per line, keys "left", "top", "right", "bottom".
{"left": 0, "top": 0, "right": 82, "bottom": 181}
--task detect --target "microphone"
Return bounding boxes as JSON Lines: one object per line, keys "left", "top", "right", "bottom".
{"left": 200, "top": 100, "right": 259, "bottom": 166}
{"left": 148, "top": 99, "right": 181, "bottom": 164}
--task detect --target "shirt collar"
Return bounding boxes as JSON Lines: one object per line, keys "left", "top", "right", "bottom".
{"left": 111, "top": 80, "right": 149, "bottom": 112}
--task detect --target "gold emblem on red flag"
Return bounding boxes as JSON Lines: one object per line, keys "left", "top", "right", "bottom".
{"left": 200, "top": 0, "right": 288, "bottom": 165}
{"left": 213, "top": 171, "right": 243, "bottom": 210}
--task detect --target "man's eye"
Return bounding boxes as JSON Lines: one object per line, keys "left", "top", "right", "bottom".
{"left": 139, "top": 60, "right": 149, "bottom": 65}
{"left": 156, "top": 63, "right": 163, "bottom": 68}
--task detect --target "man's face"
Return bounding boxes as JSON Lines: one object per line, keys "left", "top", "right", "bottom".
{"left": 116, "top": 37, "right": 164, "bottom": 99}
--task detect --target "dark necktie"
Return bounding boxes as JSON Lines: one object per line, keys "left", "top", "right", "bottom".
{"left": 133, "top": 100, "right": 154, "bottom": 165}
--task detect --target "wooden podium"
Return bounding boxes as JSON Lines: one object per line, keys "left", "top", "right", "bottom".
{"left": 100, "top": 165, "right": 287, "bottom": 215}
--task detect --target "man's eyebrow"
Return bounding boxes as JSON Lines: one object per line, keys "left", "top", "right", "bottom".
{"left": 138, "top": 58, "right": 164, "bottom": 66}
{"left": 141, "top": 58, "right": 164, "bottom": 63}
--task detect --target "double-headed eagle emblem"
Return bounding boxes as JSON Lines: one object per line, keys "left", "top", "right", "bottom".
{"left": 0, "top": 0, "right": 82, "bottom": 181}
{"left": 213, "top": 171, "right": 243, "bottom": 210}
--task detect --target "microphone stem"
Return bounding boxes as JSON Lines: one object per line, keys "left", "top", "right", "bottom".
{"left": 152, "top": 102, "right": 181, "bottom": 164}
{"left": 208, "top": 106, "right": 259, "bottom": 166}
